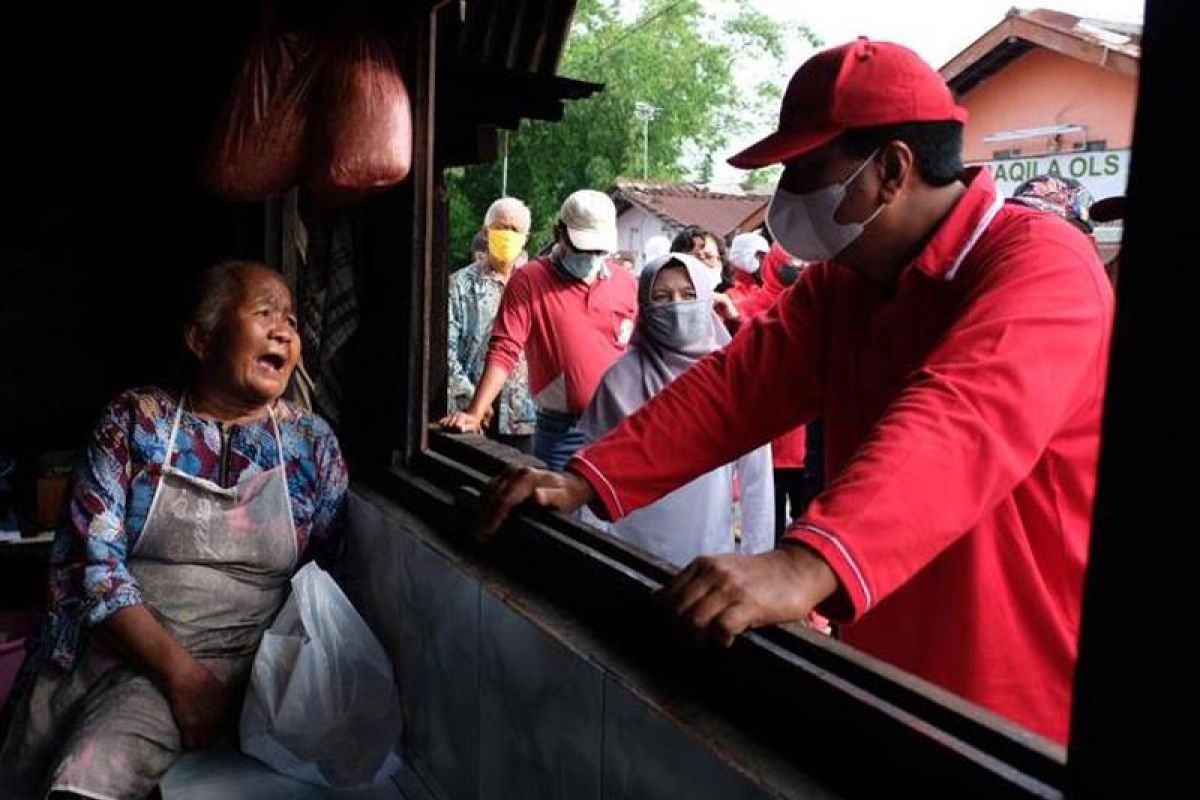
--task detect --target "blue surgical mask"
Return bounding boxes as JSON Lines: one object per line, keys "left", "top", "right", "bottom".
{"left": 559, "top": 251, "right": 606, "bottom": 281}
{"left": 642, "top": 299, "right": 712, "bottom": 353}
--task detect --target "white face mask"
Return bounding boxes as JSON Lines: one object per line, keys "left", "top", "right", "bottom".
{"left": 766, "top": 149, "right": 886, "bottom": 262}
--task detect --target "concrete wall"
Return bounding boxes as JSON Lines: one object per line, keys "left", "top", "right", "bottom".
{"left": 343, "top": 488, "right": 804, "bottom": 800}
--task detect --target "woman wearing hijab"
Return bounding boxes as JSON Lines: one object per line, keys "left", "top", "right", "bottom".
{"left": 578, "top": 253, "right": 774, "bottom": 567}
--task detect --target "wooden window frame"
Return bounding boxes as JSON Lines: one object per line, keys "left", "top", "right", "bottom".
{"left": 339, "top": 2, "right": 1182, "bottom": 797}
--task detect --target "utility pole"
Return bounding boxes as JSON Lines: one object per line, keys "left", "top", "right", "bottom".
{"left": 501, "top": 130, "right": 509, "bottom": 195}
{"left": 634, "top": 101, "right": 660, "bottom": 179}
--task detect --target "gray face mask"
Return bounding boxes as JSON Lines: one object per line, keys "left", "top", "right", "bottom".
{"left": 641, "top": 299, "right": 712, "bottom": 353}
{"left": 767, "top": 148, "right": 885, "bottom": 262}
{"left": 559, "top": 250, "right": 606, "bottom": 280}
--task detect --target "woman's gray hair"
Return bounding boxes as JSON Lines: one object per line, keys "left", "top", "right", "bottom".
{"left": 186, "top": 260, "right": 270, "bottom": 342}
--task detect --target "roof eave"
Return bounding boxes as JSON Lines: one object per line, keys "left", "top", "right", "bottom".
{"left": 941, "top": 13, "right": 1139, "bottom": 95}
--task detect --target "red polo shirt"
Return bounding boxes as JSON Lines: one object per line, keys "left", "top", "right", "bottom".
{"left": 569, "top": 169, "right": 1113, "bottom": 743}
{"left": 486, "top": 256, "right": 638, "bottom": 415}
{"left": 729, "top": 269, "right": 760, "bottom": 293}
{"left": 726, "top": 243, "right": 792, "bottom": 319}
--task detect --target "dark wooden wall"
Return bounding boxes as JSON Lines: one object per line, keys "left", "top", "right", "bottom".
{"left": 1067, "top": 0, "right": 1193, "bottom": 796}
{"left": 0, "top": 14, "right": 260, "bottom": 449}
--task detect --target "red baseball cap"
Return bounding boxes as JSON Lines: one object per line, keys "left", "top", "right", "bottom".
{"left": 728, "top": 38, "right": 968, "bottom": 169}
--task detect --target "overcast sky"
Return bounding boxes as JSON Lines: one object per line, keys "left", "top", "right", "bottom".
{"left": 709, "top": 0, "right": 1145, "bottom": 183}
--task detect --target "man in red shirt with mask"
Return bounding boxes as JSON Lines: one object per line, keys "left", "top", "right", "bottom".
{"left": 478, "top": 39, "right": 1112, "bottom": 744}
{"left": 442, "top": 190, "right": 638, "bottom": 471}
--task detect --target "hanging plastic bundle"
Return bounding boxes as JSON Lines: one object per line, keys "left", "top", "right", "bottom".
{"left": 200, "top": 0, "right": 319, "bottom": 201}
{"left": 309, "top": 30, "right": 412, "bottom": 206}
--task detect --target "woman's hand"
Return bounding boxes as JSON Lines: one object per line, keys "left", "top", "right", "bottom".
{"left": 163, "top": 655, "right": 233, "bottom": 751}
{"left": 102, "top": 605, "right": 234, "bottom": 751}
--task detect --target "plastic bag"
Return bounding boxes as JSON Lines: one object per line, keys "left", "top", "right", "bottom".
{"left": 200, "top": 33, "right": 319, "bottom": 201}
{"left": 240, "top": 562, "right": 401, "bottom": 788}
{"left": 310, "top": 32, "right": 412, "bottom": 206}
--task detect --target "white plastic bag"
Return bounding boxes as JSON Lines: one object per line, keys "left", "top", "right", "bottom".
{"left": 240, "top": 562, "right": 401, "bottom": 788}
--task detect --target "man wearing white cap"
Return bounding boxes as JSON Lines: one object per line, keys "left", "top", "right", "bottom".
{"left": 441, "top": 190, "right": 638, "bottom": 471}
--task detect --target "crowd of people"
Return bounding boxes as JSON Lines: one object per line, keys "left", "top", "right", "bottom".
{"left": 443, "top": 38, "right": 1118, "bottom": 746}
{"left": 441, "top": 188, "right": 830, "bottom": 554}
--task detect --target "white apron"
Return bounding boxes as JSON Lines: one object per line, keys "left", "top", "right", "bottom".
{"left": 0, "top": 397, "right": 297, "bottom": 800}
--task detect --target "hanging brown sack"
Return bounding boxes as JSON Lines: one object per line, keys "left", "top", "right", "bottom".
{"left": 310, "top": 32, "right": 412, "bottom": 206}
{"left": 200, "top": 31, "right": 318, "bottom": 202}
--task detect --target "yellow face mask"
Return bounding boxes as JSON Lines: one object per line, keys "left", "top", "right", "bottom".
{"left": 487, "top": 228, "right": 527, "bottom": 265}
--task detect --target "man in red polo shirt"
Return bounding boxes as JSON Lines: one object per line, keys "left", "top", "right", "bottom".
{"left": 441, "top": 190, "right": 638, "bottom": 471}
{"left": 478, "top": 39, "right": 1113, "bottom": 743}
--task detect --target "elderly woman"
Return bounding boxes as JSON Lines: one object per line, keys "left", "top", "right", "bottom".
{"left": 579, "top": 253, "right": 774, "bottom": 567}
{"left": 0, "top": 261, "right": 348, "bottom": 799}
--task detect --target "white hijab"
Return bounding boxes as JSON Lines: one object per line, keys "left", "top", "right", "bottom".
{"left": 729, "top": 231, "right": 769, "bottom": 273}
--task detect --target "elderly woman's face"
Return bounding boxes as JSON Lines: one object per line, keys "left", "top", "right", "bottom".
{"left": 205, "top": 269, "right": 300, "bottom": 404}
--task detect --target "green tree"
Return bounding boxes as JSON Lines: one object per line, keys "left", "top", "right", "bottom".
{"left": 740, "top": 165, "right": 783, "bottom": 192}
{"left": 446, "top": 0, "right": 819, "bottom": 266}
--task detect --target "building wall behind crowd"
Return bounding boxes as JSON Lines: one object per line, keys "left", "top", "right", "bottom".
{"left": 956, "top": 43, "right": 1137, "bottom": 262}
{"left": 958, "top": 48, "right": 1136, "bottom": 163}
{"left": 616, "top": 205, "right": 676, "bottom": 264}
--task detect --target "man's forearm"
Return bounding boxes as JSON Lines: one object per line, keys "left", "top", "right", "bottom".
{"left": 465, "top": 363, "right": 512, "bottom": 417}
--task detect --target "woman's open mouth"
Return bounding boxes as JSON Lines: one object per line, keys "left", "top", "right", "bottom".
{"left": 256, "top": 352, "right": 288, "bottom": 373}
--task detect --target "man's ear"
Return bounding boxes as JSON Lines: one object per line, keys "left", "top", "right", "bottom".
{"left": 878, "top": 140, "right": 915, "bottom": 203}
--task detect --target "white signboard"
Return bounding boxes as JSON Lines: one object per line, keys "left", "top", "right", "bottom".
{"left": 970, "top": 149, "right": 1131, "bottom": 202}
